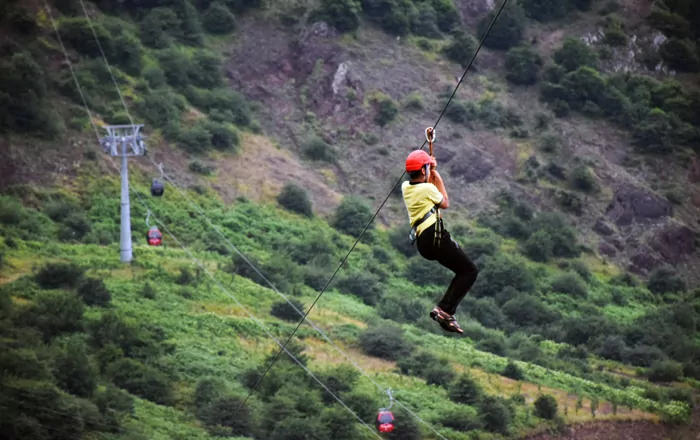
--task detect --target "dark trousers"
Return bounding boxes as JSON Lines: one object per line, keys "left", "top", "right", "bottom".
{"left": 416, "top": 222, "right": 478, "bottom": 316}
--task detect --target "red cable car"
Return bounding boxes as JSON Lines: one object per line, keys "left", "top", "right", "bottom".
{"left": 147, "top": 226, "right": 162, "bottom": 246}
{"left": 376, "top": 409, "right": 395, "bottom": 433}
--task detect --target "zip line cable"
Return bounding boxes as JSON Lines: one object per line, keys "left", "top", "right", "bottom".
{"left": 73, "top": 2, "right": 451, "bottom": 437}
{"left": 72, "top": 0, "right": 509, "bottom": 436}
{"left": 233, "top": 0, "right": 512, "bottom": 418}
{"left": 42, "top": 3, "right": 382, "bottom": 438}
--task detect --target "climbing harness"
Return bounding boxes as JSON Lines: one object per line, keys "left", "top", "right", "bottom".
{"left": 376, "top": 389, "right": 395, "bottom": 433}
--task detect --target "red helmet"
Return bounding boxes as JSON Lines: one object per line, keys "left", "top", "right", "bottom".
{"left": 405, "top": 150, "right": 436, "bottom": 172}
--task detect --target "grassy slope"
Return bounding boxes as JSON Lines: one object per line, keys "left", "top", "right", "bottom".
{"left": 1, "top": 164, "right": 693, "bottom": 439}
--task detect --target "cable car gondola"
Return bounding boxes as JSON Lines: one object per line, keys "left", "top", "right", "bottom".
{"left": 376, "top": 389, "right": 395, "bottom": 433}
{"left": 151, "top": 179, "right": 164, "bottom": 197}
{"left": 147, "top": 226, "right": 162, "bottom": 246}
{"left": 376, "top": 409, "right": 395, "bottom": 433}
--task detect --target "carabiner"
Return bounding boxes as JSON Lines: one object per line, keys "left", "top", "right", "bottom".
{"left": 425, "top": 127, "right": 435, "bottom": 143}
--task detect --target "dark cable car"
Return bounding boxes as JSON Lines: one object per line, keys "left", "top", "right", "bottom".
{"left": 376, "top": 409, "right": 395, "bottom": 433}
{"left": 151, "top": 179, "right": 164, "bottom": 197}
{"left": 147, "top": 226, "right": 162, "bottom": 246}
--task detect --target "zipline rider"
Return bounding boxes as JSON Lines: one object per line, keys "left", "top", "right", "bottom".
{"left": 401, "top": 131, "right": 479, "bottom": 334}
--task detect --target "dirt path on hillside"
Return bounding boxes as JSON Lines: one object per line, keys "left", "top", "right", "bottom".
{"left": 520, "top": 404, "right": 700, "bottom": 440}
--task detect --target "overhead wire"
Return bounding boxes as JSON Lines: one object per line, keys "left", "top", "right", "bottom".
{"left": 72, "top": 0, "right": 511, "bottom": 436}
{"left": 232, "top": 0, "right": 513, "bottom": 420}
{"left": 72, "top": 0, "right": 452, "bottom": 437}
{"left": 42, "top": 2, "right": 382, "bottom": 438}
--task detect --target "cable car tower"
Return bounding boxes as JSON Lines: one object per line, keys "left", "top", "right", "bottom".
{"left": 100, "top": 124, "right": 147, "bottom": 264}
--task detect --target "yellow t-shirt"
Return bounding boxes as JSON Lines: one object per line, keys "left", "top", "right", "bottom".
{"left": 401, "top": 181, "right": 443, "bottom": 236}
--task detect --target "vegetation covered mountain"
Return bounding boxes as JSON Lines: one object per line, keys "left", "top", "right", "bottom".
{"left": 1, "top": 0, "right": 699, "bottom": 439}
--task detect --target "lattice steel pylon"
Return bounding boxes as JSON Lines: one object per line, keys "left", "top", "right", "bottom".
{"left": 100, "top": 124, "right": 147, "bottom": 263}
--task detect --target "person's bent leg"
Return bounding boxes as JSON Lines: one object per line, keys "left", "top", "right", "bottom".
{"left": 435, "top": 236, "right": 478, "bottom": 316}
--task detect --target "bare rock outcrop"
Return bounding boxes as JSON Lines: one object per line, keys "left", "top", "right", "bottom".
{"left": 604, "top": 185, "right": 672, "bottom": 226}
{"left": 649, "top": 224, "right": 696, "bottom": 264}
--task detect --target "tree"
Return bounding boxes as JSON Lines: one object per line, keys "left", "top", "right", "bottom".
{"left": 199, "top": 395, "right": 256, "bottom": 436}
{"left": 534, "top": 394, "right": 558, "bottom": 419}
{"left": 331, "top": 196, "right": 374, "bottom": 237}
{"left": 202, "top": 2, "right": 236, "bottom": 34}
{"left": 277, "top": 183, "right": 313, "bottom": 217}
{"left": 77, "top": 277, "right": 111, "bottom": 307}
{"left": 505, "top": 46, "right": 543, "bottom": 85}
{"left": 449, "top": 374, "right": 482, "bottom": 405}
{"left": 521, "top": 0, "right": 570, "bottom": 21}
{"left": 52, "top": 336, "right": 99, "bottom": 398}
{"left": 270, "top": 299, "right": 305, "bottom": 321}
{"left": 443, "top": 29, "right": 478, "bottom": 67}
{"left": 553, "top": 38, "right": 597, "bottom": 72}
{"left": 320, "top": 0, "right": 362, "bottom": 33}
{"left": 140, "top": 7, "right": 180, "bottom": 49}
{"left": 358, "top": 325, "right": 413, "bottom": 361}
{"left": 477, "top": 3, "right": 525, "bottom": 50}
{"left": 647, "top": 266, "right": 686, "bottom": 295}
{"left": 660, "top": 38, "right": 699, "bottom": 72}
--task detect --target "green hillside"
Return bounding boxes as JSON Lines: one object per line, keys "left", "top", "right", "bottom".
{"left": 1, "top": 0, "right": 699, "bottom": 439}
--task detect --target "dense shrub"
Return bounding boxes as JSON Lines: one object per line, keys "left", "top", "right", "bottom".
{"left": 202, "top": 2, "right": 236, "bottom": 34}
{"left": 647, "top": 360, "right": 684, "bottom": 382}
{"left": 277, "top": 184, "right": 313, "bottom": 217}
{"left": 550, "top": 272, "right": 588, "bottom": 298}
{"left": 522, "top": 230, "right": 555, "bottom": 262}
{"left": 503, "top": 294, "right": 559, "bottom": 327}
{"left": 443, "top": 29, "right": 478, "bottom": 67}
{"left": 553, "top": 38, "right": 597, "bottom": 72}
{"left": 140, "top": 7, "right": 180, "bottom": 49}
{"left": 270, "top": 299, "right": 305, "bottom": 321}
{"left": 358, "top": 325, "right": 413, "bottom": 361}
{"left": 660, "top": 38, "right": 699, "bottom": 72}
{"left": 471, "top": 254, "right": 535, "bottom": 298}
{"left": 0, "top": 51, "right": 60, "bottom": 136}
{"left": 59, "top": 18, "right": 113, "bottom": 58}
{"left": 521, "top": 0, "right": 570, "bottom": 21}
{"left": 570, "top": 163, "right": 597, "bottom": 192}
{"left": 477, "top": 3, "right": 525, "bottom": 50}
{"left": 602, "top": 14, "right": 627, "bottom": 46}
{"left": 373, "top": 94, "right": 399, "bottom": 126}
{"left": 647, "top": 9, "right": 691, "bottom": 39}
{"left": 35, "top": 262, "right": 85, "bottom": 289}
{"left": 23, "top": 291, "right": 85, "bottom": 342}
{"left": 320, "top": 0, "right": 361, "bottom": 32}
{"left": 108, "top": 358, "right": 173, "bottom": 405}
{"left": 189, "top": 51, "right": 223, "bottom": 89}
{"left": 335, "top": 271, "right": 382, "bottom": 305}
{"left": 52, "top": 336, "right": 99, "bottom": 398}
{"left": 331, "top": 197, "right": 374, "bottom": 237}
{"left": 411, "top": 2, "right": 441, "bottom": 37}
{"left": 647, "top": 266, "right": 686, "bottom": 295}
{"left": 502, "top": 360, "right": 524, "bottom": 380}
{"left": 77, "top": 277, "right": 111, "bottom": 307}
{"left": 534, "top": 394, "right": 558, "bottom": 419}
{"left": 199, "top": 395, "right": 255, "bottom": 436}
{"left": 505, "top": 46, "right": 543, "bottom": 85}
{"left": 478, "top": 395, "right": 511, "bottom": 434}
{"left": 439, "top": 407, "right": 482, "bottom": 431}
{"left": 449, "top": 374, "right": 482, "bottom": 405}
{"left": 137, "top": 88, "right": 185, "bottom": 129}
{"left": 303, "top": 136, "right": 337, "bottom": 163}
{"left": 531, "top": 212, "right": 580, "bottom": 258}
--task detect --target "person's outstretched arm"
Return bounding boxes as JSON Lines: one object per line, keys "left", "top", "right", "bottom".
{"left": 430, "top": 170, "right": 449, "bottom": 209}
